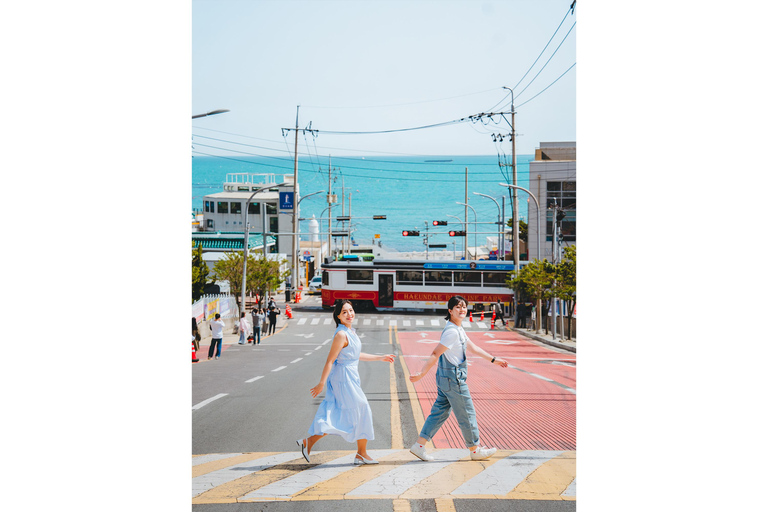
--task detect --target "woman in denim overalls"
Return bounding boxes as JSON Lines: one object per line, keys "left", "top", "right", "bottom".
{"left": 409, "top": 295, "right": 508, "bottom": 461}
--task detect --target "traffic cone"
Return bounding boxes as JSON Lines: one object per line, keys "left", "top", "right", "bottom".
{"left": 491, "top": 310, "right": 496, "bottom": 329}
{"left": 480, "top": 310, "right": 484, "bottom": 321}
{"left": 469, "top": 311, "right": 473, "bottom": 322}
{"left": 192, "top": 340, "right": 199, "bottom": 363}
{"left": 286, "top": 304, "right": 293, "bottom": 319}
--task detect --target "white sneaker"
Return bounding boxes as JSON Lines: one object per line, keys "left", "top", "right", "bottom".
{"left": 470, "top": 446, "right": 497, "bottom": 460}
{"left": 409, "top": 442, "right": 434, "bottom": 461}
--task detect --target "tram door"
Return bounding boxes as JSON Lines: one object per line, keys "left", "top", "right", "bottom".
{"left": 378, "top": 274, "right": 393, "bottom": 307}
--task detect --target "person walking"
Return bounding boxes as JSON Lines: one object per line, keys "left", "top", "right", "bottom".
{"left": 252, "top": 307, "right": 263, "bottom": 345}
{"left": 408, "top": 295, "right": 508, "bottom": 462}
{"left": 261, "top": 308, "right": 268, "bottom": 337}
{"left": 238, "top": 312, "right": 249, "bottom": 345}
{"left": 493, "top": 301, "right": 506, "bottom": 328}
{"left": 267, "top": 306, "right": 280, "bottom": 336}
{"left": 208, "top": 313, "right": 225, "bottom": 360}
{"left": 297, "top": 300, "right": 394, "bottom": 465}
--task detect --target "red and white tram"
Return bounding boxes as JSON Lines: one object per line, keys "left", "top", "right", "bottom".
{"left": 320, "top": 259, "right": 525, "bottom": 310}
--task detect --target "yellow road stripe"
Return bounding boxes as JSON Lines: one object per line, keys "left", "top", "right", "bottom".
{"left": 506, "top": 451, "right": 576, "bottom": 501}
{"left": 400, "top": 455, "right": 506, "bottom": 499}
{"left": 193, "top": 452, "right": 280, "bottom": 478}
{"left": 390, "top": 326, "right": 404, "bottom": 449}
{"left": 292, "top": 450, "right": 408, "bottom": 501}
{"left": 194, "top": 451, "right": 345, "bottom": 504}
{"left": 397, "top": 325, "right": 433, "bottom": 449}
{"left": 434, "top": 498, "right": 457, "bottom": 512}
{"left": 393, "top": 499, "right": 411, "bottom": 512}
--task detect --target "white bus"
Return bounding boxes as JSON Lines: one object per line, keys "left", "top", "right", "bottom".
{"left": 320, "top": 259, "right": 525, "bottom": 311}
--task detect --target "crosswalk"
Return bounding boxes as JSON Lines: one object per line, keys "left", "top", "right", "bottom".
{"left": 192, "top": 448, "right": 576, "bottom": 504}
{"left": 293, "top": 315, "right": 501, "bottom": 330}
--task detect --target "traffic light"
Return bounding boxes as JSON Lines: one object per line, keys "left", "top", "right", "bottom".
{"left": 402, "top": 230, "right": 420, "bottom": 236}
{"left": 432, "top": 220, "right": 448, "bottom": 226}
{"left": 449, "top": 230, "right": 466, "bottom": 237}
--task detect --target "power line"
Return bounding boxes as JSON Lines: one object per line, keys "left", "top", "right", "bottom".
{"left": 516, "top": 62, "right": 576, "bottom": 109}
{"left": 515, "top": 21, "right": 576, "bottom": 100}
{"left": 512, "top": 7, "right": 573, "bottom": 92}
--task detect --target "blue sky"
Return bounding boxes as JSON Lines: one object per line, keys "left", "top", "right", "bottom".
{"left": 192, "top": 0, "right": 577, "bottom": 157}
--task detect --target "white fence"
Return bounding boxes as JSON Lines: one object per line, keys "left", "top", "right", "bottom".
{"left": 192, "top": 294, "right": 239, "bottom": 324}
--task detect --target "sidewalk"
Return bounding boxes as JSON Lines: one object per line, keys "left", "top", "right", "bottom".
{"left": 513, "top": 327, "right": 576, "bottom": 353}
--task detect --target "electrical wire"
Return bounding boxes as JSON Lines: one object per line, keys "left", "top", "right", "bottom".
{"left": 515, "top": 21, "right": 576, "bottom": 100}
{"left": 516, "top": 62, "right": 576, "bottom": 109}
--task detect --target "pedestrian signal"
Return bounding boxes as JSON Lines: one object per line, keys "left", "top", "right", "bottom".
{"left": 402, "top": 230, "right": 420, "bottom": 236}
{"left": 432, "top": 220, "right": 448, "bottom": 226}
{"left": 449, "top": 230, "right": 466, "bottom": 237}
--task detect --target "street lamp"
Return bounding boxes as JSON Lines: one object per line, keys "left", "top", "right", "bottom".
{"left": 291, "top": 190, "right": 325, "bottom": 299}
{"left": 241, "top": 182, "right": 288, "bottom": 313}
{"left": 192, "top": 109, "right": 230, "bottom": 119}
{"left": 456, "top": 202, "right": 478, "bottom": 259}
{"left": 499, "top": 183, "right": 540, "bottom": 261}
{"left": 473, "top": 192, "right": 502, "bottom": 261}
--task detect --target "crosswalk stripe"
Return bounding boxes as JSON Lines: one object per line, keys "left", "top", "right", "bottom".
{"left": 402, "top": 320, "right": 411, "bottom": 327}
{"left": 348, "top": 449, "right": 467, "bottom": 497}
{"left": 297, "top": 318, "right": 307, "bottom": 325}
{"left": 310, "top": 318, "right": 320, "bottom": 325}
{"left": 364, "top": 319, "right": 371, "bottom": 325}
{"left": 192, "top": 452, "right": 297, "bottom": 498}
{"left": 401, "top": 454, "right": 504, "bottom": 499}
{"left": 389, "top": 320, "right": 397, "bottom": 326}
{"left": 192, "top": 453, "right": 243, "bottom": 468}
{"left": 324, "top": 318, "right": 332, "bottom": 325}
{"left": 476, "top": 322, "right": 487, "bottom": 329}
{"left": 431, "top": 319, "right": 440, "bottom": 326}
{"left": 377, "top": 319, "right": 384, "bottom": 326}
{"left": 505, "top": 451, "right": 576, "bottom": 499}
{"left": 416, "top": 320, "right": 424, "bottom": 326}
{"left": 452, "top": 450, "right": 562, "bottom": 496}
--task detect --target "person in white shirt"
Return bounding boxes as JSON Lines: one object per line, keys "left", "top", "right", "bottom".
{"left": 408, "top": 295, "right": 509, "bottom": 462}
{"left": 208, "top": 313, "right": 225, "bottom": 360}
{"left": 238, "top": 312, "right": 249, "bottom": 345}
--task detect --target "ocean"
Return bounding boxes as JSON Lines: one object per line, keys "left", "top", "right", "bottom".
{"left": 192, "top": 154, "right": 532, "bottom": 253}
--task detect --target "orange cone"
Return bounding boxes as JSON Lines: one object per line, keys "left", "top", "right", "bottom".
{"left": 192, "top": 340, "right": 199, "bottom": 363}
{"left": 469, "top": 311, "right": 473, "bottom": 322}
{"left": 286, "top": 304, "right": 293, "bottom": 319}
{"left": 480, "top": 310, "right": 484, "bottom": 321}
{"left": 491, "top": 310, "right": 496, "bottom": 329}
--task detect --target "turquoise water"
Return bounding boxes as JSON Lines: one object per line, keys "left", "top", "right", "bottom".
{"left": 192, "top": 154, "right": 532, "bottom": 252}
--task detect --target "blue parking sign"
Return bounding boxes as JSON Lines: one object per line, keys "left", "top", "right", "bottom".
{"left": 279, "top": 192, "right": 294, "bottom": 210}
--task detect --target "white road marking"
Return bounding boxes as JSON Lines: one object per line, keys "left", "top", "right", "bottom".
{"left": 324, "top": 318, "right": 332, "bottom": 325}
{"left": 192, "top": 393, "right": 228, "bottom": 411}
{"left": 389, "top": 320, "right": 397, "bottom": 326}
{"left": 431, "top": 319, "right": 440, "bottom": 326}
{"left": 304, "top": 352, "right": 313, "bottom": 356}
{"left": 272, "top": 366, "right": 287, "bottom": 372}
{"left": 322, "top": 338, "right": 332, "bottom": 345}
{"left": 310, "top": 318, "right": 320, "bottom": 325}
{"left": 562, "top": 476, "right": 577, "bottom": 497}
{"left": 315, "top": 346, "right": 323, "bottom": 351}
{"left": 192, "top": 452, "right": 299, "bottom": 498}
{"left": 245, "top": 376, "right": 264, "bottom": 383}
{"left": 452, "top": 450, "right": 562, "bottom": 495}
{"left": 476, "top": 322, "right": 487, "bottom": 329}
{"left": 402, "top": 320, "right": 411, "bottom": 327}
{"left": 290, "top": 358, "right": 303, "bottom": 364}
{"left": 297, "top": 318, "right": 307, "bottom": 325}
{"left": 416, "top": 320, "right": 424, "bottom": 326}
{"left": 192, "top": 453, "right": 241, "bottom": 467}
{"left": 377, "top": 320, "right": 384, "bottom": 326}
{"left": 364, "top": 319, "right": 371, "bottom": 325}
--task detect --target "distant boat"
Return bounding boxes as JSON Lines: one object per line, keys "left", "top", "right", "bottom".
{"left": 424, "top": 159, "right": 453, "bottom": 163}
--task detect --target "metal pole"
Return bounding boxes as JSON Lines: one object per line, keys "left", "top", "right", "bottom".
{"left": 291, "top": 106, "right": 300, "bottom": 300}
{"left": 456, "top": 202, "right": 477, "bottom": 259}
{"left": 473, "top": 192, "right": 501, "bottom": 260}
{"left": 499, "top": 183, "right": 540, "bottom": 260}
{"left": 464, "top": 167, "right": 469, "bottom": 260}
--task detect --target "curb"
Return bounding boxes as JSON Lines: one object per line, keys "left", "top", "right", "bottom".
{"left": 513, "top": 328, "right": 576, "bottom": 353}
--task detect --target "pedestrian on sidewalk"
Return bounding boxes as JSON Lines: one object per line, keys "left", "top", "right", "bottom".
{"left": 238, "top": 312, "right": 249, "bottom": 345}
{"left": 297, "top": 300, "right": 394, "bottom": 466}
{"left": 492, "top": 301, "right": 506, "bottom": 327}
{"left": 208, "top": 313, "right": 225, "bottom": 360}
{"left": 261, "top": 308, "right": 268, "bottom": 337}
{"left": 408, "top": 295, "right": 509, "bottom": 462}
{"left": 267, "top": 306, "right": 280, "bottom": 335}
{"left": 252, "top": 307, "right": 262, "bottom": 345}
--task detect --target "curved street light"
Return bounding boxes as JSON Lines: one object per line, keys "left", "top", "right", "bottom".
{"left": 473, "top": 192, "right": 503, "bottom": 261}
{"left": 499, "top": 183, "right": 540, "bottom": 261}
{"left": 292, "top": 191, "right": 325, "bottom": 294}
{"left": 192, "top": 109, "right": 230, "bottom": 119}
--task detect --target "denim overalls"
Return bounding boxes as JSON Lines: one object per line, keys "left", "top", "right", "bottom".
{"left": 418, "top": 322, "right": 480, "bottom": 448}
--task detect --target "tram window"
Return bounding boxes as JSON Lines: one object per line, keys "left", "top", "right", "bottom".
{"left": 424, "top": 271, "right": 452, "bottom": 286}
{"left": 347, "top": 269, "right": 373, "bottom": 284}
{"left": 454, "top": 271, "right": 481, "bottom": 286}
{"left": 396, "top": 270, "right": 423, "bottom": 285}
{"left": 322, "top": 271, "right": 328, "bottom": 286}
{"left": 483, "top": 272, "right": 509, "bottom": 287}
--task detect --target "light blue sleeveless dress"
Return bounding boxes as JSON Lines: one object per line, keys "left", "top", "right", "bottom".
{"left": 307, "top": 325, "right": 374, "bottom": 442}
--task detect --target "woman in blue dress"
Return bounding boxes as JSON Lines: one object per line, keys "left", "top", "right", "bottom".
{"left": 297, "top": 300, "right": 394, "bottom": 465}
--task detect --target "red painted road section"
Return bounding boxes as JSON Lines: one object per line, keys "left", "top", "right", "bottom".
{"left": 400, "top": 329, "right": 576, "bottom": 451}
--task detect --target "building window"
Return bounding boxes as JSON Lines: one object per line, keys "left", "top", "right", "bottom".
{"left": 204, "top": 201, "right": 213, "bottom": 213}
{"left": 248, "top": 202, "right": 260, "bottom": 215}
{"left": 396, "top": 270, "right": 423, "bottom": 285}
{"left": 424, "top": 271, "right": 452, "bottom": 286}
{"left": 483, "top": 272, "right": 508, "bottom": 287}
{"left": 217, "top": 201, "right": 228, "bottom": 214}
{"left": 230, "top": 202, "right": 242, "bottom": 214}
{"left": 546, "top": 181, "right": 576, "bottom": 242}
{"left": 266, "top": 203, "right": 277, "bottom": 215}
{"left": 347, "top": 270, "right": 373, "bottom": 284}
{"left": 269, "top": 217, "right": 278, "bottom": 234}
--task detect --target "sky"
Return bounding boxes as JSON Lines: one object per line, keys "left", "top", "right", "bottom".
{"left": 192, "top": 0, "right": 577, "bottom": 157}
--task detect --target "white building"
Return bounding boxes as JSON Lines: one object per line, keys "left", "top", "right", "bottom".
{"left": 198, "top": 173, "right": 298, "bottom": 258}
{"left": 526, "top": 142, "right": 576, "bottom": 262}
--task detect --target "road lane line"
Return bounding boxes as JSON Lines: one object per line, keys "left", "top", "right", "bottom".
{"left": 192, "top": 393, "right": 228, "bottom": 411}
{"left": 389, "top": 325, "right": 403, "bottom": 449}
{"left": 322, "top": 338, "right": 332, "bottom": 345}
{"left": 272, "top": 366, "right": 287, "bottom": 372}
{"left": 314, "top": 346, "right": 323, "bottom": 350}
{"left": 451, "top": 450, "right": 562, "bottom": 496}
{"left": 245, "top": 376, "right": 264, "bottom": 383}
{"left": 290, "top": 358, "right": 303, "bottom": 364}
{"left": 304, "top": 352, "right": 312, "bottom": 356}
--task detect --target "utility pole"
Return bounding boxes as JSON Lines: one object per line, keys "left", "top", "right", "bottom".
{"left": 327, "top": 156, "right": 338, "bottom": 262}
{"left": 502, "top": 86, "right": 520, "bottom": 323}
{"left": 465, "top": 167, "right": 469, "bottom": 260}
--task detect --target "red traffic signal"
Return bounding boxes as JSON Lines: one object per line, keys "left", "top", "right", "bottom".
{"left": 432, "top": 220, "right": 448, "bottom": 226}
{"left": 448, "top": 230, "right": 466, "bottom": 237}
{"left": 402, "top": 230, "right": 420, "bottom": 236}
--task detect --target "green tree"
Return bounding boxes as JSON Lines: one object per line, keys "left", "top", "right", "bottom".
{"left": 192, "top": 242, "right": 209, "bottom": 302}
{"left": 506, "top": 218, "right": 528, "bottom": 243}
{"left": 212, "top": 250, "right": 289, "bottom": 311}
{"left": 508, "top": 258, "right": 556, "bottom": 332}
{"left": 552, "top": 246, "right": 576, "bottom": 339}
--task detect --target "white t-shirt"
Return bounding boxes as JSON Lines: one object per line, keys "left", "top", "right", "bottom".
{"left": 439, "top": 322, "right": 468, "bottom": 366}
{"left": 211, "top": 319, "right": 225, "bottom": 339}
{"left": 239, "top": 317, "right": 249, "bottom": 334}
